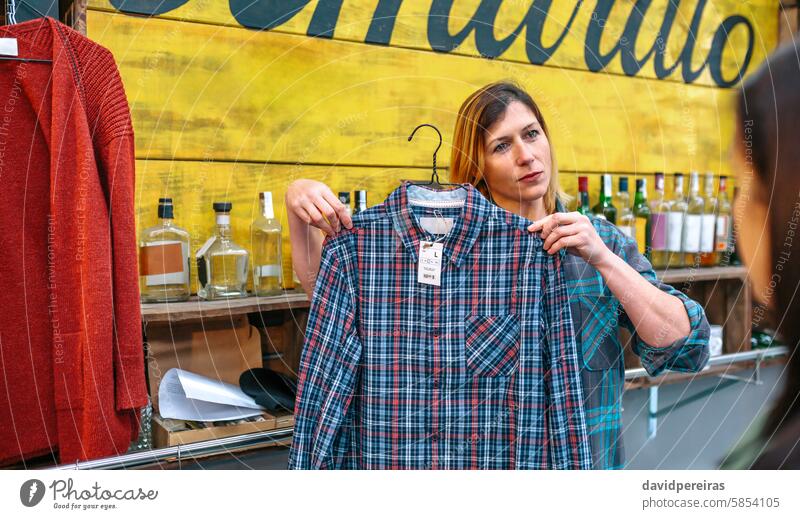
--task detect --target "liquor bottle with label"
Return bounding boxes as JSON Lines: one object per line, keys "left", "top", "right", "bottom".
{"left": 633, "top": 179, "right": 651, "bottom": 258}
{"left": 592, "top": 174, "right": 617, "bottom": 224}
{"left": 715, "top": 176, "right": 733, "bottom": 265}
{"left": 682, "top": 172, "right": 705, "bottom": 267}
{"left": 649, "top": 173, "right": 669, "bottom": 269}
{"left": 354, "top": 190, "right": 368, "bottom": 215}
{"left": 197, "top": 202, "right": 249, "bottom": 300}
{"left": 138, "top": 198, "right": 191, "bottom": 303}
{"left": 616, "top": 177, "right": 635, "bottom": 238}
{"left": 251, "top": 192, "right": 283, "bottom": 296}
{"left": 576, "top": 176, "right": 590, "bottom": 215}
{"left": 666, "top": 173, "right": 687, "bottom": 268}
{"left": 699, "top": 172, "right": 719, "bottom": 267}
{"left": 338, "top": 192, "right": 352, "bottom": 217}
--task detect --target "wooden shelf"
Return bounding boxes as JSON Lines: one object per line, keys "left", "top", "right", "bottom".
{"left": 655, "top": 265, "right": 748, "bottom": 284}
{"left": 141, "top": 291, "right": 310, "bottom": 323}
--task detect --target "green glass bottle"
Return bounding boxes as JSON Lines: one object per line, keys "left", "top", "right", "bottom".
{"left": 592, "top": 174, "right": 617, "bottom": 224}
{"left": 576, "top": 176, "right": 590, "bottom": 215}
{"left": 633, "top": 178, "right": 652, "bottom": 258}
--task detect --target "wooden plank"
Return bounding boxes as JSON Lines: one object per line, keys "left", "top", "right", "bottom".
{"left": 141, "top": 293, "right": 310, "bottom": 323}
{"left": 655, "top": 265, "right": 747, "bottom": 284}
{"left": 89, "top": 10, "right": 742, "bottom": 174}
{"left": 87, "top": 0, "right": 779, "bottom": 88}
{"left": 624, "top": 356, "right": 785, "bottom": 390}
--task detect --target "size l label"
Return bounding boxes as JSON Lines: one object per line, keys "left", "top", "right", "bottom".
{"left": 417, "top": 241, "right": 443, "bottom": 286}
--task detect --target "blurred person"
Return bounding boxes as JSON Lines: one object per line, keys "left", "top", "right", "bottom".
{"left": 721, "top": 38, "right": 800, "bottom": 470}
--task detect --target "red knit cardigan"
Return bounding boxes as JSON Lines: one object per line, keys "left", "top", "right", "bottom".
{"left": 0, "top": 17, "right": 147, "bottom": 465}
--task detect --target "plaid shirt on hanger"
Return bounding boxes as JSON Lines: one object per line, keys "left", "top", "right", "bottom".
{"left": 289, "top": 182, "right": 592, "bottom": 469}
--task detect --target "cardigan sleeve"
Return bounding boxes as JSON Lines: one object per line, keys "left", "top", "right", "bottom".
{"left": 85, "top": 44, "right": 148, "bottom": 412}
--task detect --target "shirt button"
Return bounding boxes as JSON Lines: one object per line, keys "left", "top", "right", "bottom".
{"left": 393, "top": 329, "right": 400, "bottom": 337}
{"left": 431, "top": 432, "right": 439, "bottom": 441}
{"left": 433, "top": 378, "right": 439, "bottom": 389}
{"left": 432, "top": 328, "right": 440, "bottom": 338}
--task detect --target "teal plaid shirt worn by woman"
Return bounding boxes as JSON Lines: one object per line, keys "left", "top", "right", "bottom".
{"left": 555, "top": 199, "right": 710, "bottom": 469}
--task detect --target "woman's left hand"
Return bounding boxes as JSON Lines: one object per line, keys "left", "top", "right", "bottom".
{"left": 527, "top": 212, "right": 612, "bottom": 267}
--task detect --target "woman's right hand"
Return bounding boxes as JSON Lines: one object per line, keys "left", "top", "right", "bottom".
{"left": 285, "top": 179, "right": 353, "bottom": 236}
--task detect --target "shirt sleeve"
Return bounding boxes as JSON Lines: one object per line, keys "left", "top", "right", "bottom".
{"left": 288, "top": 238, "right": 362, "bottom": 469}
{"left": 541, "top": 250, "right": 592, "bottom": 469}
{"left": 613, "top": 231, "right": 710, "bottom": 377}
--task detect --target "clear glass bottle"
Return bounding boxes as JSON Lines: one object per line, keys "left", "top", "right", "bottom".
{"left": 592, "top": 174, "right": 617, "bottom": 224}
{"left": 354, "top": 190, "right": 368, "bottom": 215}
{"left": 197, "top": 202, "right": 249, "bottom": 300}
{"left": 666, "top": 173, "right": 687, "bottom": 268}
{"left": 633, "top": 179, "right": 651, "bottom": 258}
{"left": 699, "top": 172, "right": 719, "bottom": 267}
{"left": 251, "top": 192, "right": 283, "bottom": 296}
{"left": 576, "top": 176, "right": 590, "bottom": 215}
{"left": 649, "top": 173, "right": 670, "bottom": 269}
{"left": 682, "top": 172, "right": 705, "bottom": 267}
{"left": 616, "top": 176, "right": 635, "bottom": 238}
{"left": 138, "top": 198, "right": 191, "bottom": 303}
{"left": 715, "top": 176, "right": 733, "bottom": 265}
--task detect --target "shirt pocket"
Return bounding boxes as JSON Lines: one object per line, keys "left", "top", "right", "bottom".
{"left": 464, "top": 314, "right": 520, "bottom": 377}
{"left": 576, "top": 295, "right": 623, "bottom": 371}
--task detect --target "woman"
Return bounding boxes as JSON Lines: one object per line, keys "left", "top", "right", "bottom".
{"left": 721, "top": 39, "right": 800, "bottom": 469}
{"left": 286, "top": 81, "right": 710, "bottom": 469}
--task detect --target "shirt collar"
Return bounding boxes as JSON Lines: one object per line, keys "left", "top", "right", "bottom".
{"left": 386, "top": 181, "right": 490, "bottom": 267}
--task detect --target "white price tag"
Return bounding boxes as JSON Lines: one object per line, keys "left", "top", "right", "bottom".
{"left": 0, "top": 38, "right": 18, "bottom": 57}
{"left": 417, "top": 241, "right": 443, "bottom": 286}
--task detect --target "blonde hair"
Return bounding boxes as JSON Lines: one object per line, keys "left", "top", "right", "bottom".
{"left": 449, "top": 81, "right": 569, "bottom": 214}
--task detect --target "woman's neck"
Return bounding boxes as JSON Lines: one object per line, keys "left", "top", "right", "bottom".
{"left": 494, "top": 194, "right": 549, "bottom": 221}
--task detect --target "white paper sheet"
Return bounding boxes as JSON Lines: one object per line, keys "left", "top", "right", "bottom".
{"left": 158, "top": 368, "right": 265, "bottom": 422}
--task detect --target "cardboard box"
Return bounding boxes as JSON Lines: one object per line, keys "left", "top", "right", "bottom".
{"left": 145, "top": 315, "right": 262, "bottom": 412}
{"left": 152, "top": 412, "right": 294, "bottom": 448}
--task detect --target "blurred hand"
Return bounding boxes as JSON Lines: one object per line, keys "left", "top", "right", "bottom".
{"left": 285, "top": 179, "right": 353, "bottom": 236}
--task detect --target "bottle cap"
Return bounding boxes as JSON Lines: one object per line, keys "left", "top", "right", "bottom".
{"left": 619, "top": 177, "right": 628, "bottom": 192}
{"left": 213, "top": 202, "right": 233, "bottom": 213}
{"left": 338, "top": 192, "right": 351, "bottom": 204}
{"left": 158, "top": 198, "right": 174, "bottom": 219}
{"left": 578, "top": 176, "right": 588, "bottom": 192}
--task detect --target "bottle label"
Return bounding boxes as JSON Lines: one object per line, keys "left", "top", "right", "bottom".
{"left": 682, "top": 215, "right": 702, "bottom": 253}
{"left": 700, "top": 214, "right": 716, "bottom": 252}
{"left": 618, "top": 225, "right": 634, "bottom": 238}
{"left": 635, "top": 217, "right": 647, "bottom": 255}
{"left": 715, "top": 215, "right": 730, "bottom": 251}
{"left": 650, "top": 213, "right": 667, "bottom": 250}
{"left": 666, "top": 212, "right": 683, "bottom": 252}
{"left": 255, "top": 265, "right": 282, "bottom": 278}
{"left": 139, "top": 241, "right": 189, "bottom": 286}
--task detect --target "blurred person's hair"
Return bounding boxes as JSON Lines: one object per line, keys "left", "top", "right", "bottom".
{"left": 737, "top": 37, "right": 800, "bottom": 466}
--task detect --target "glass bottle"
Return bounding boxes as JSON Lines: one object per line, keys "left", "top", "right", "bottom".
{"left": 666, "top": 173, "right": 687, "bottom": 268}
{"left": 592, "top": 174, "right": 617, "bottom": 224}
{"left": 338, "top": 192, "right": 352, "bottom": 217}
{"left": 251, "top": 192, "right": 283, "bottom": 296}
{"left": 699, "top": 172, "right": 719, "bottom": 267}
{"left": 354, "top": 190, "right": 368, "bottom": 215}
{"left": 682, "top": 172, "right": 705, "bottom": 267}
{"left": 649, "top": 173, "right": 670, "bottom": 269}
{"left": 715, "top": 176, "right": 733, "bottom": 266}
{"left": 197, "top": 202, "right": 249, "bottom": 300}
{"left": 616, "top": 176, "right": 635, "bottom": 238}
{"left": 633, "top": 179, "right": 651, "bottom": 258}
{"left": 576, "top": 176, "right": 590, "bottom": 215}
{"left": 138, "top": 198, "right": 191, "bottom": 303}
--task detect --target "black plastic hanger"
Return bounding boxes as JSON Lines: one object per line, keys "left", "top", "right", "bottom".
{"left": 1, "top": 1, "right": 52, "bottom": 63}
{"left": 407, "top": 123, "right": 464, "bottom": 191}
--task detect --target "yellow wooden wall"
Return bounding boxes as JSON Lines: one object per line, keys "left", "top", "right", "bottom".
{"left": 86, "top": 0, "right": 780, "bottom": 290}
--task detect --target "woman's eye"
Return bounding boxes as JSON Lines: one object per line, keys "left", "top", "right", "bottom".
{"left": 494, "top": 142, "right": 509, "bottom": 153}
{"left": 526, "top": 129, "right": 539, "bottom": 139}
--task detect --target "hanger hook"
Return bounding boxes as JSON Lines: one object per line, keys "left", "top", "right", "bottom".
{"left": 408, "top": 124, "right": 443, "bottom": 182}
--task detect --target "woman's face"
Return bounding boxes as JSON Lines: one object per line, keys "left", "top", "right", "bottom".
{"left": 732, "top": 132, "right": 772, "bottom": 306}
{"left": 482, "top": 101, "right": 552, "bottom": 213}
